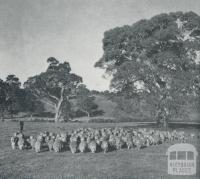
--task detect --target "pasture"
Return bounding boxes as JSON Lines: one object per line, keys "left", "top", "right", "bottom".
{"left": 0, "top": 121, "right": 199, "bottom": 179}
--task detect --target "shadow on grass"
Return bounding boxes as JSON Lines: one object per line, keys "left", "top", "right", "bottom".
{"left": 123, "top": 123, "right": 200, "bottom": 130}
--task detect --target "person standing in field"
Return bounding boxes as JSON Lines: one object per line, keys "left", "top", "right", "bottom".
{"left": 19, "top": 120, "right": 24, "bottom": 133}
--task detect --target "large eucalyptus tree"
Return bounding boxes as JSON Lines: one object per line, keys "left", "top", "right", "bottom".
{"left": 24, "top": 57, "right": 82, "bottom": 122}
{"left": 95, "top": 12, "right": 200, "bottom": 127}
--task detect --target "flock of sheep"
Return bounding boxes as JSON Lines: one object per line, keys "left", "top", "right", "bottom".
{"left": 10, "top": 127, "right": 198, "bottom": 154}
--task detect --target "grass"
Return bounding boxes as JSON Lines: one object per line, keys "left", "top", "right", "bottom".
{"left": 0, "top": 121, "right": 199, "bottom": 179}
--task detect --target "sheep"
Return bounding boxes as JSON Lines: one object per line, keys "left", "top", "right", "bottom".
{"left": 18, "top": 136, "right": 25, "bottom": 150}
{"left": 53, "top": 138, "right": 63, "bottom": 153}
{"left": 88, "top": 141, "right": 97, "bottom": 153}
{"left": 35, "top": 140, "right": 42, "bottom": 153}
{"left": 34, "top": 133, "right": 44, "bottom": 153}
{"left": 60, "top": 133, "right": 67, "bottom": 143}
{"left": 9, "top": 126, "right": 192, "bottom": 155}
{"left": 115, "top": 137, "right": 124, "bottom": 150}
{"left": 132, "top": 136, "right": 143, "bottom": 150}
{"left": 108, "top": 135, "right": 116, "bottom": 149}
{"left": 10, "top": 136, "right": 18, "bottom": 149}
{"left": 46, "top": 136, "right": 55, "bottom": 152}
{"left": 70, "top": 141, "right": 77, "bottom": 154}
{"left": 29, "top": 136, "right": 36, "bottom": 150}
{"left": 101, "top": 140, "right": 109, "bottom": 153}
{"left": 190, "top": 133, "right": 195, "bottom": 139}
{"left": 79, "top": 140, "right": 87, "bottom": 153}
{"left": 126, "top": 138, "right": 134, "bottom": 149}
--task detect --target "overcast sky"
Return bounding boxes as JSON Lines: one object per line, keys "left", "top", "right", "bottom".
{"left": 0, "top": 0, "right": 200, "bottom": 91}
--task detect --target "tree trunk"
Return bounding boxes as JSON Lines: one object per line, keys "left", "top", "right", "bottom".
{"left": 155, "top": 107, "right": 162, "bottom": 126}
{"left": 156, "top": 106, "right": 169, "bottom": 129}
{"left": 54, "top": 87, "right": 64, "bottom": 122}
{"left": 81, "top": 109, "right": 90, "bottom": 117}
{"left": 54, "top": 98, "right": 63, "bottom": 122}
{"left": 10, "top": 102, "right": 13, "bottom": 119}
{"left": 0, "top": 106, "right": 5, "bottom": 122}
{"left": 155, "top": 92, "right": 170, "bottom": 129}
{"left": 162, "top": 107, "right": 169, "bottom": 130}
{"left": 86, "top": 111, "right": 90, "bottom": 117}
{"left": 0, "top": 108, "right": 4, "bottom": 121}
{"left": 163, "top": 118, "right": 169, "bottom": 130}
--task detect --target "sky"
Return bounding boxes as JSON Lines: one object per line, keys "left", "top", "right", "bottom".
{"left": 0, "top": 0, "right": 200, "bottom": 91}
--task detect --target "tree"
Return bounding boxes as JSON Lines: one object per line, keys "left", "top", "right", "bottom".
{"left": 18, "top": 89, "right": 45, "bottom": 118}
{"left": 5, "top": 75, "right": 21, "bottom": 117}
{"left": 0, "top": 75, "right": 22, "bottom": 119}
{"left": 76, "top": 84, "right": 98, "bottom": 117}
{"left": 24, "top": 57, "right": 82, "bottom": 122}
{"left": 0, "top": 75, "right": 22, "bottom": 118}
{"left": 0, "top": 79, "right": 7, "bottom": 120}
{"left": 95, "top": 11, "right": 200, "bottom": 128}
{"left": 60, "top": 98, "right": 72, "bottom": 121}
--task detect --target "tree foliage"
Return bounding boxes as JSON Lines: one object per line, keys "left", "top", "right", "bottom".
{"left": 76, "top": 84, "right": 98, "bottom": 117}
{"left": 0, "top": 75, "right": 23, "bottom": 118}
{"left": 0, "top": 79, "right": 7, "bottom": 119}
{"left": 95, "top": 11, "right": 200, "bottom": 127}
{"left": 24, "top": 57, "right": 82, "bottom": 122}
{"left": 5, "top": 75, "right": 21, "bottom": 116}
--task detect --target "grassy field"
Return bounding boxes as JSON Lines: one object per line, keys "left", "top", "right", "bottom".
{"left": 0, "top": 121, "right": 199, "bottom": 179}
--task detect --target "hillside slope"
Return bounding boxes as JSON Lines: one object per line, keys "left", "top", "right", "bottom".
{"left": 93, "top": 94, "right": 117, "bottom": 118}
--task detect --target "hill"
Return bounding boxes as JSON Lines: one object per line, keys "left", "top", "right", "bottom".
{"left": 93, "top": 94, "right": 117, "bottom": 118}
{"left": 13, "top": 93, "right": 199, "bottom": 123}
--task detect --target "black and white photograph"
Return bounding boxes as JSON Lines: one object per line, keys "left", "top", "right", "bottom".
{"left": 0, "top": 0, "right": 200, "bottom": 178}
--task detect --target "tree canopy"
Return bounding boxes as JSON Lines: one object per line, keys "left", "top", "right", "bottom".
{"left": 0, "top": 79, "right": 7, "bottom": 119}
{"left": 24, "top": 57, "right": 82, "bottom": 122}
{"left": 0, "top": 75, "right": 23, "bottom": 119}
{"left": 95, "top": 11, "right": 200, "bottom": 127}
{"left": 76, "top": 84, "right": 98, "bottom": 117}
